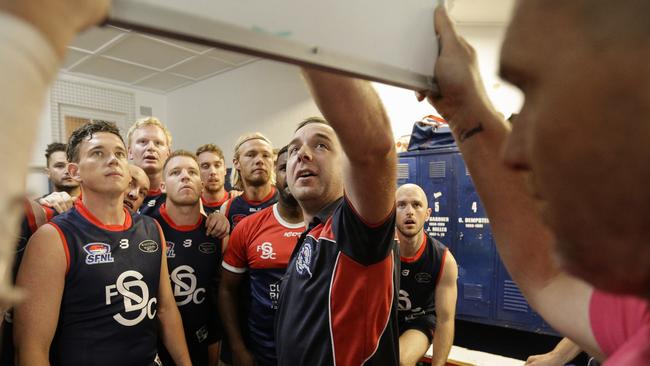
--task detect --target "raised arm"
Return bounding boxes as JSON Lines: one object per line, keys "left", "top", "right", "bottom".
{"left": 430, "top": 252, "right": 458, "bottom": 366}
{"left": 301, "top": 69, "right": 396, "bottom": 224}
{"left": 422, "top": 6, "right": 601, "bottom": 358}
{"left": 14, "top": 224, "right": 67, "bottom": 366}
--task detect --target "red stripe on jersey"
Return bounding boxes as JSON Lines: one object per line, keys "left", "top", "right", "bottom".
{"left": 435, "top": 248, "right": 448, "bottom": 286}
{"left": 201, "top": 190, "right": 229, "bottom": 208}
{"left": 25, "top": 199, "right": 37, "bottom": 233}
{"left": 43, "top": 205, "right": 55, "bottom": 221}
{"left": 242, "top": 187, "right": 276, "bottom": 205}
{"left": 330, "top": 252, "right": 394, "bottom": 365}
{"left": 75, "top": 200, "right": 132, "bottom": 231}
{"left": 159, "top": 203, "right": 203, "bottom": 231}
{"left": 400, "top": 234, "right": 427, "bottom": 263}
{"left": 49, "top": 222, "right": 70, "bottom": 276}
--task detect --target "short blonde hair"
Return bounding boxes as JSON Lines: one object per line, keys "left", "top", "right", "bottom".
{"left": 231, "top": 132, "right": 275, "bottom": 190}
{"left": 127, "top": 117, "right": 173, "bottom": 148}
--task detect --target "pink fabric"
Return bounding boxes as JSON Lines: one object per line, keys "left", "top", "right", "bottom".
{"left": 589, "top": 290, "right": 650, "bottom": 364}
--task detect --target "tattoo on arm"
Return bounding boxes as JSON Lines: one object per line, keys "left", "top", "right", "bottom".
{"left": 458, "top": 123, "right": 484, "bottom": 142}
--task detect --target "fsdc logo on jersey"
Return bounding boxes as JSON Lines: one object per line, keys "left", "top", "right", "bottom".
{"left": 171, "top": 265, "right": 205, "bottom": 306}
{"left": 83, "top": 243, "right": 114, "bottom": 265}
{"left": 105, "top": 270, "right": 157, "bottom": 327}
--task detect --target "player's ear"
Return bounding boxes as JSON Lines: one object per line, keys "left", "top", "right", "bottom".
{"left": 426, "top": 207, "right": 432, "bottom": 219}
{"left": 68, "top": 163, "right": 81, "bottom": 182}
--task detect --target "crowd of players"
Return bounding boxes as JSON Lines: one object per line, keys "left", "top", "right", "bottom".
{"left": 1, "top": 0, "right": 648, "bottom": 366}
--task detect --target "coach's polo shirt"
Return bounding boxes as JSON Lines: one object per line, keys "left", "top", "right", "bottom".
{"left": 275, "top": 196, "right": 399, "bottom": 365}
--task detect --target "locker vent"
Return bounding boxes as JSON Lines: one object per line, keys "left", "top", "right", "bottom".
{"left": 397, "top": 163, "right": 410, "bottom": 180}
{"left": 429, "top": 161, "right": 446, "bottom": 178}
{"left": 502, "top": 280, "right": 529, "bottom": 313}
{"left": 463, "top": 283, "right": 483, "bottom": 300}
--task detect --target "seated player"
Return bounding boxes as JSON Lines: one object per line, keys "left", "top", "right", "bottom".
{"left": 395, "top": 184, "right": 458, "bottom": 366}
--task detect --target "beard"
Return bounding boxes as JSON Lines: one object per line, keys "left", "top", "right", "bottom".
{"left": 277, "top": 184, "right": 298, "bottom": 207}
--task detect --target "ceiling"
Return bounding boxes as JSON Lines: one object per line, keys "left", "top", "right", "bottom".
{"left": 62, "top": 0, "right": 515, "bottom": 94}
{"left": 63, "top": 26, "right": 258, "bottom": 94}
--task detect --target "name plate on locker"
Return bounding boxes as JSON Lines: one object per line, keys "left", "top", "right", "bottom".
{"left": 109, "top": 0, "right": 440, "bottom": 90}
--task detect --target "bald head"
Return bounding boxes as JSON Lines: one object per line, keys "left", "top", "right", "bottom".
{"left": 124, "top": 164, "right": 150, "bottom": 212}
{"left": 395, "top": 184, "right": 431, "bottom": 239}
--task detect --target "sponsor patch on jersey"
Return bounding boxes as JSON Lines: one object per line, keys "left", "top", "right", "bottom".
{"left": 83, "top": 243, "right": 114, "bottom": 265}
{"left": 415, "top": 272, "right": 432, "bottom": 284}
{"left": 402, "top": 269, "right": 410, "bottom": 276}
{"left": 198, "top": 242, "right": 217, "bottom": 254}
{"left": 295, "top": 242, "right": 313, "bottom": 278}
{"left": 283, "top": 231, "right": 301, "bottom": 238}
{"left": 183, "top": 239, "right": 192, "bottom": 248}
{"left": 195, "top": 325, "right": 209, "bottom": 343}
{"left": 138, "top": 240, "right": 159, "bottom": 253}
{"left": 147, "top": 199, "right": 156, "bottom": 207}
{"left": 166, "top": 241, "right": 176, "bottom": 258}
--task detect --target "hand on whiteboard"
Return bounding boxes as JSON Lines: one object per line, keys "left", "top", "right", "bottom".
{"left": 0, "top": 0, "right": 110, "bottom": 59}
{"left": 416, "top": 6, "right": 495, "bottom": 130}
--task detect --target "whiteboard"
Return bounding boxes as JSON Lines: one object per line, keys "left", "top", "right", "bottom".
{"left": 109, "top": 0, "right": 441, "bottom": 90}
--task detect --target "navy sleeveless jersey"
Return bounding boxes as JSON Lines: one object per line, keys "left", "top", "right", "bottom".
{"left": 140, "top": 188, "right": 166, "bottom": 216}
{"left": 275, "top": 197, "right": 399, "bottom": 366}
{"left": 149, "top": 204, "right": 222, "bottom": 365}
{"left": 202, "top": 191, "right": 235, "bottom": 215}
{"left": 48, "top": 201, "right": 162, "bottom": 366}
{"left": 221, "top": 188, "right": 278, "bottom": 232}
{"left": 398, "top": 234, "right": 447, "bottom": 334}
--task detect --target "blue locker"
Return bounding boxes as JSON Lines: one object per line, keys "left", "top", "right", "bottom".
{"left": 397, "top": 147, "right": 557, "bottom": 335}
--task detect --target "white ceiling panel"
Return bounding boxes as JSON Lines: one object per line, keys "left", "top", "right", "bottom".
{"left": 70, "top": 56, "right": 156, "bottom": 83}
{"left": 62, "top": 49, "right": 92, "bottom": 70}
{"left": 156, "top": 36, "right": 213, "bottom": 53}
{"left": 102, "top": 34, "right": 198, "bottom": 70}
{"left": 207, "top": 49, "right": 255, "bottom": 65}
{"left": 168, "top": 56, "right": 233, "bottom": 79}
{"left": 70, "top": 26, "right": 127, "bottom": 52}
{"left": 135, "top": 73, "right": 193, "bottom": 91}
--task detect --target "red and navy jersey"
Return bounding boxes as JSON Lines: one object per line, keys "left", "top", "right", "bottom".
{"left": 398, "top": 234, "right": 447, "bottom": 333}
{"left": 149, "top": 204, "right": 222, "bottom": 365}
{"left": 140, "top": 188, "right": 166, "bottom": 216}
{"left": 222, "top": 203, "right": 305, "bottom": 365}
{"left": 221, "top": 188, "right": 278, "bottom": 231}
{"left": 48, "top": 200, "right": 163, "bottom": 366}
{"left": 202, "top": 191, "right": 236, "bottom": 215}
{"left": 275, "top": 197, "right": 399, "bottom": 366}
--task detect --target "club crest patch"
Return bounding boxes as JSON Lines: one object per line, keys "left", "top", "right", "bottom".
{"left": 295, "top": 242, "right": 313, "bottom": 278}
{"left": 83, "top": 243, "right": 114, "bottom": 265}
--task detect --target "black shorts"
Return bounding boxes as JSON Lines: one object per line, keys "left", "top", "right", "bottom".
{"left": 398, "top": 314, "right": 436, "bottom": 344}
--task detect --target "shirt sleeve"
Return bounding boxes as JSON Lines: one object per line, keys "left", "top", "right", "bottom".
{"left": 222, "top": 218, "right": 249, "bottom": 273}
{"left": 333, "top": 196, "right": 396, "bottom": 266}
{"left": 589, "top": 289, "right": 650, "bottom": 357}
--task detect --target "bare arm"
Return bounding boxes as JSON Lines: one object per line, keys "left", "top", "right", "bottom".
{"left": 424, "top": 6, "right": 601, "bottom": 358}
{"left": 218, "top": 269, "right": 255, "bottom": 366}
{"left": 156, "top": 237, "right": 192, "bottom": 366}
{"left": 430, "top": 252, "right": 457, "bottom": 366}
{"left": 301, "top": 69, "right": 396, "bottom": 224}
{"left": 14, "top": 224, "right": 67, "bottom": 366}
{"left": 525, "top": 337, "right": 582, "bottom": 366}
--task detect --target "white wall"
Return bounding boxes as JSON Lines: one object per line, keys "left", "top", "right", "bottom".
{"left": 26, "top": 73, "right": 167, "bottom": 197}
{"left": 166, "top": 60, "right": 319, "bottom": 163}
{"left": 165, "top": 25, "right": 522, "bottom": 160}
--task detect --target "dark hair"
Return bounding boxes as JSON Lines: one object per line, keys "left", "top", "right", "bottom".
{"left": 163, "top": 149, "right": 198, "bottom": 175}
{"left": 276, "top": 145, "right": 289, "bottom": 161}
{"left": 195, "top": 143, "right": 225, "bottom": 161}
{"left": 67, "top": 120, "right": 125, "bottom": 163}
{"left": 45, "top": 142, "right": 67, "bottom": 165}
{"left": 294, "top": 116, "right": 329, "bottom": 132}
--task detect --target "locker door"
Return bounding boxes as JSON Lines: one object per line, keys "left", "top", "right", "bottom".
{"left": 453, "top": 154, "right": 495, "bottom": 320}
{"left": 417, "top": 152, "right": 457, "bottom": 252}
